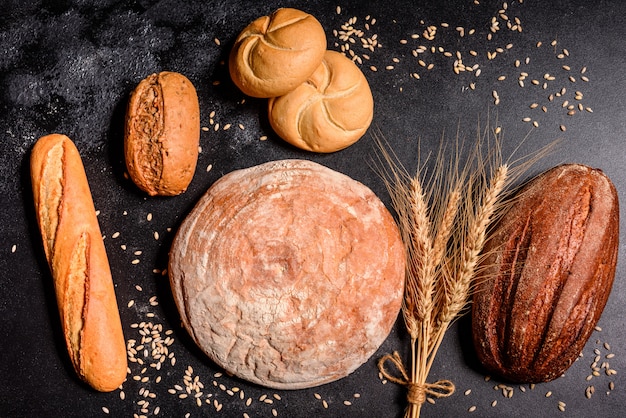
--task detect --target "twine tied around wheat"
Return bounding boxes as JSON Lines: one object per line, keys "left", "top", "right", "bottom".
{"left": 378, "top": 351, "right": 455, "bottom": 406}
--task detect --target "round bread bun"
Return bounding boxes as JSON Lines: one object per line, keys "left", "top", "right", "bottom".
{"left": 229, "top": 8, "right": 327, "bottom": 98}
{"left": 268, "top": 50, "right": 374, "bottom": 153}
{"left": 169, "top": 159, "right": 405, "bottom": 389}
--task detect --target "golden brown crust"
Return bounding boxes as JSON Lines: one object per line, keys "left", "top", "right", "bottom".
{"left": 229, "top": 8, "right": 327, "bottom": 98}
{"left": 472, "top": 163, "right": 619, "bottom": 383}
{"left": 124, "top": 71, "right": 200, "bottom": 196}
{"left": 169, "top": 159, "right": 405, "bottom": 389}
{"left": 31, "top": 134, "right": 127, "bottom": 392}
{"left": 268, "top": 50, "right": 373, "bottom": 153}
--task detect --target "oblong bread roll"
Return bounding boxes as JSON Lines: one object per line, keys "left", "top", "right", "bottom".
{"left": 169, "top": 159, "right": 405, "bottom": 389}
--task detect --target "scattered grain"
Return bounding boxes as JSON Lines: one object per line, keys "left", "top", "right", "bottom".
{"left": 468, "top": 405, "right": 477, "bottom": 412}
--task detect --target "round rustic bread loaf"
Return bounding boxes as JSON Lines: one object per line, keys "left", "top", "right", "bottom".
{"left": 229, "top": 8, "right": 327, "bottom": 98}
{"left": 169, "top": 159, "right": 405, "bottom": 389}
{"left": 268, "top": 50, "right": 373, "bottom": 153}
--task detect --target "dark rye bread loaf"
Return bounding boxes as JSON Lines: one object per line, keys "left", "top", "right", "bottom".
{"left": 472, "top": 164, "right": 619, "bottom": 383}
{"left": 169, "top": 159, "right": 405, "bottom": 389}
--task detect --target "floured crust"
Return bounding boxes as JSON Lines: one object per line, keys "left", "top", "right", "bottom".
{"left": 169, "top": 159, "right": 405, "bottom": 389}
{"left": 268, "top": 50, "right": 373, "bottom": 153}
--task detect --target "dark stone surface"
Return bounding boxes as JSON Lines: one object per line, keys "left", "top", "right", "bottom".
{"left": 1, "top": 0, "right": 625, "bottom": 417}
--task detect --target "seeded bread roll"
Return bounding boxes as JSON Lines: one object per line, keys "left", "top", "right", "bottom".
{"left": 125, "top": 71, "right": 200, "bottom": 196}
{"left": 268, "top": 50, "right": 374, "bottom": 153}
{"left": 30, "top": 134, "right": 127, "bottom": 392}
{"left": 229, "top": 8, "right": 327, "bottom": 98}
{"left": 169, "top": 159, "right": 405, "bottom": 389}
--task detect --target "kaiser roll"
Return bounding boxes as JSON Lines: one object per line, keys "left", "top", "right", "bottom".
{"left": 229, "top": 8, "right": 327, "bottom": 98}
{"left": 268, "top": 50, "right": 374, "bottom": 153}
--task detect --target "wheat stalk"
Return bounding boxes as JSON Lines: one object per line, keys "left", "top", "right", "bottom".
{"left": 373, "top": 123, "right": 530, "bottom": 418}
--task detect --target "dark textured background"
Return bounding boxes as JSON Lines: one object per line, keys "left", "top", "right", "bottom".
{"left": 1, "top": 0, "right": 625, "bottom": 417}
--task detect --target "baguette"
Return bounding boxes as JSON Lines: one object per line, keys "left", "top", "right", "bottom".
{"left": 30, "top": 134, "right": 127, "bottom": 392}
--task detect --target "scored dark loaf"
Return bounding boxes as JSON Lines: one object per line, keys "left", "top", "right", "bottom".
{"left": 472, "top": 163, "right": 619, "bottom": 383}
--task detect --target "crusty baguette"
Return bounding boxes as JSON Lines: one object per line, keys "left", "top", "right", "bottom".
{"left": 30, "top": 134, "right": 127, "bottom": 392}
